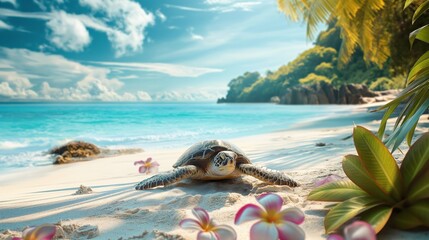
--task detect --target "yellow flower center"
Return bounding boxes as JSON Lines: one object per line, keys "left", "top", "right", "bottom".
{"left": 202, "top": 222, "right": 215, "bottom": 232}
{"left": 262, "top": 211, "right": 282, "bottom": 224}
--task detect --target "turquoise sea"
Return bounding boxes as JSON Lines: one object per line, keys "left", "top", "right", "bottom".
{"left": 0, "top": 103, "right": 383, "bottom": 171}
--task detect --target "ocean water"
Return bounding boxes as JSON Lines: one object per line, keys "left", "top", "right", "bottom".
{"left": 0, "top": 102, "right": 381, "bottom": 171}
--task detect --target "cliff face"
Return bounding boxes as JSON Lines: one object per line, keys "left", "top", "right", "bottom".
{"left": 279, "top": 82, "right": 378, "bottom": 105}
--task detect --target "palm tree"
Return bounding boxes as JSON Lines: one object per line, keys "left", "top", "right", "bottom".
{"left": 277, "top": 0, "right": 429, "bottom": 151}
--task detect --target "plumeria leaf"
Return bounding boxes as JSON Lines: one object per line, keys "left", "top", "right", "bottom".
{"left": 358, "top": 205, "right": 393, "bottom": 233}
{"left": 401, "top": 132, "right": 429, "bottom": 188}
{"left": 408, "top": 200, "right": 429, "bottom": 226}
{"left": 342, "top": 155, "right": 394, "bottom": 204}
{"left": 407, "top": 168, "right": 429, "bottom": 203}
{"left": 308, "top": 179, "right": 368, "bottom": 202}
{"left": 392, "top": 209, "right": 423, "bottom": 230}
{"left": 353, "top": 126, "right": 403, "bottom": 201}
{"left": 324, "top": 196, "right": 382, "bottom": 233}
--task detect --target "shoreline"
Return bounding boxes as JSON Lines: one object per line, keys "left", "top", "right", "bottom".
{"left": 0, "top": 109, "right": 428, "bottom": 239}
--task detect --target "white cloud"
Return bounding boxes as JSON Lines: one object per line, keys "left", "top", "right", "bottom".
{"left": 46, "top": 11, "right": 91, "bottom": 52}
{"left": 0, "top": 82, "right": 16, "bottom": 97}
{"left": 156, "top": 9, "right": 166, "bottom": 22}
{"left": 0, "top": 48, "right": 147, "bottom": 101}
{"left": 0, "top": 71, "right": 38, "bottom": 99}
{"left": 137, "top": 91, "right": 152, "bottom": 101}
{"left": 0, "top": 20, "right": 13, "bottom": 30}
{"left": 153, "top": 89, "right": 225, "bottom": 102}
{"left": 188, "top": 27, "right": 204, "bottom": 41}
{"left": 0, "top": 2, "right": 154, "bottom": 57}
{"left": 79, "top": 0, "right": 155, "bottom": 57}
{"left": 0, "top": 0, "right": 17, "bottom": 7}
{"left": 166, "top": 1, "right": 262, "bottom": 13}
{"left": 89, "top": 61, "right": 223, "bottom": 78}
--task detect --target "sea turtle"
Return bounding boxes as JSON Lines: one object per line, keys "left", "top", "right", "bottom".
{"left": 135, "top": 140, "right": 299, "bottom": 190}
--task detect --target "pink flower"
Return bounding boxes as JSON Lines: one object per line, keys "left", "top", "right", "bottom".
{"left": 314, "top": 174, "right": 342, "bottom": 187}
{"left": 235, "top": 193, "right": 305, "bottom": 240}
{"left": 134, "top": 157, "right": 160, "bottom": 174}
{"left": 12, "top": 224, "right": 56, "bottom": 240}
{"left": 180, "top": 207, "right": 237, "bottom": 240}
{"left": 327, "top": 221, "right": 376, "bottom": 240}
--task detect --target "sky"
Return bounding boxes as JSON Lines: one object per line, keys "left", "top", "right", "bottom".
{"left": 0, "top": 0, "right": 313, "bottom": 102}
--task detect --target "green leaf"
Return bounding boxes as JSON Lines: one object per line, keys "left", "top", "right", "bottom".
{"left": 407, "top": 168, "right": 429, "bottom": 203}
{"left": 324, "top": 196, "right": 382, "bottom": 233}
{"left": 406, "top": 122, "right": 418, "bottom": 146}
{"left": 401, "top": 132, "right": 429, "bottom": 188}
{"left": 377, "top": 102, "right": 400, "bottom": 139}
{"left": 410, "top": 25, "right": 429, "bottom": 47}
{"left": 409, "top": 200, "right": 429, "bottom": 227}
{"left": 407, "top": 57, "right": 429, "bottom": 83}
{"left": 308, "top": 180, "right": 368, "bottom": 202}
{"left": 405, "top": 0, "right": 418, "bottom": 9}
{"left": 353, "top": 126, "right": 403, "bottom": 201}
{"left": 392, "top": 209, "right": 423, "bottom": 230}
{"left": 359, "top": 205, "right": 393, "bottom": 233}
{"left": 413, "top": 1, "right": 429, "bottom": 23}
{"left": 342, "top": 155, "right": 395, "bottom": 204}
{"left": 385, "top": 96, "right": 429, "bottom": 151}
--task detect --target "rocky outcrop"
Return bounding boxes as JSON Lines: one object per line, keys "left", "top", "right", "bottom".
{"left": 280, "top": 83, "right": 379, "bottom": 105}
{"left": 50, "top": 141, "right": 101, "bottom": 164}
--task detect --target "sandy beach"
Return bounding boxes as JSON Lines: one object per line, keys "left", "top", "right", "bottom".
{"left": 1, "top": 106, "right": 428, "bottom": 240}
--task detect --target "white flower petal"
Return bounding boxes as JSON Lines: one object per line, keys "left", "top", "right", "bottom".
{"left": 179, "top": 218, "right": 202, "bottom": 230}
{"left": 213, "top": 224, "right": 237, "bottom": 240}
{"left": 250, "top": 221, "right": 278, "bottom": 240}
{"left": 256, "top": 193, "right": 283, "bottom": 212}
{"left": 234, "top": 204, "right": 263, "bottom": 225}
{"left": 277, "top": 222, "right": 305, "bottom": 240}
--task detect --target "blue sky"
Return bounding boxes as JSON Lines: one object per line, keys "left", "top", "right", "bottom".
{"left": 0, "top": 0, "right": 312, "bottom": 101}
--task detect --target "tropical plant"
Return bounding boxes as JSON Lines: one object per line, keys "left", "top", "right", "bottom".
{"left": 308, "top": 126, "right": 429, "bottom": 234}
{"left": 376, "top": 0, "right": 429, "bottom": 151}
{"left": 277, "top": 0, "right": 390, "bottom": 67}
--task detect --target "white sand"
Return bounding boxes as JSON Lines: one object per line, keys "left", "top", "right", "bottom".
{"left": 0, "top": 109, "right": 428, "bottom": 240}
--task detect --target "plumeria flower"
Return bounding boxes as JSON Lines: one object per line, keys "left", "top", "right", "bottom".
{"left": 134, "top": 157, "right": 160, "bottom": 174}
{"left": 12, "top": 224, "right": 56, "bottom": 240}
{"left": 235, "top": 193, "right": 305, "bottom": 240}
{"left": 314, "top": 174, "right": 342, "bottom": 187}
{"left": 180, "top": 207, "right": 237, "bottom": 240}
{"left": 327, "top": 221, "right": 376, "bottom": 240}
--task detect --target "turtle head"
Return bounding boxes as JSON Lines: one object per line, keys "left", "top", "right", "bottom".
{"left": 210, "top": 151, "right": 237, "bottom": 176}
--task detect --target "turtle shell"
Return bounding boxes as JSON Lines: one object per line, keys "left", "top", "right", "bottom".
{"left": 173, "top": 140, "right": 251, "bottom": 170}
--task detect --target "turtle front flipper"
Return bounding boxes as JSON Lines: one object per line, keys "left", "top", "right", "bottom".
{"left": 237, "top": 163, "right": 299, "bottom": 187}
{"left": 135, "top": 165, "right": 199, "bottom": 190}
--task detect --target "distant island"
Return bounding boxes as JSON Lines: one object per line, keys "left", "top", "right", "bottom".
{"left": 218, "top": 15, "right": 425, "bottom": 104}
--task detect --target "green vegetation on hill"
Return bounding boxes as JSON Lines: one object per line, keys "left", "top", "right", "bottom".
{"left": 219, "top": 2, "right": 428, "bottom": 103}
